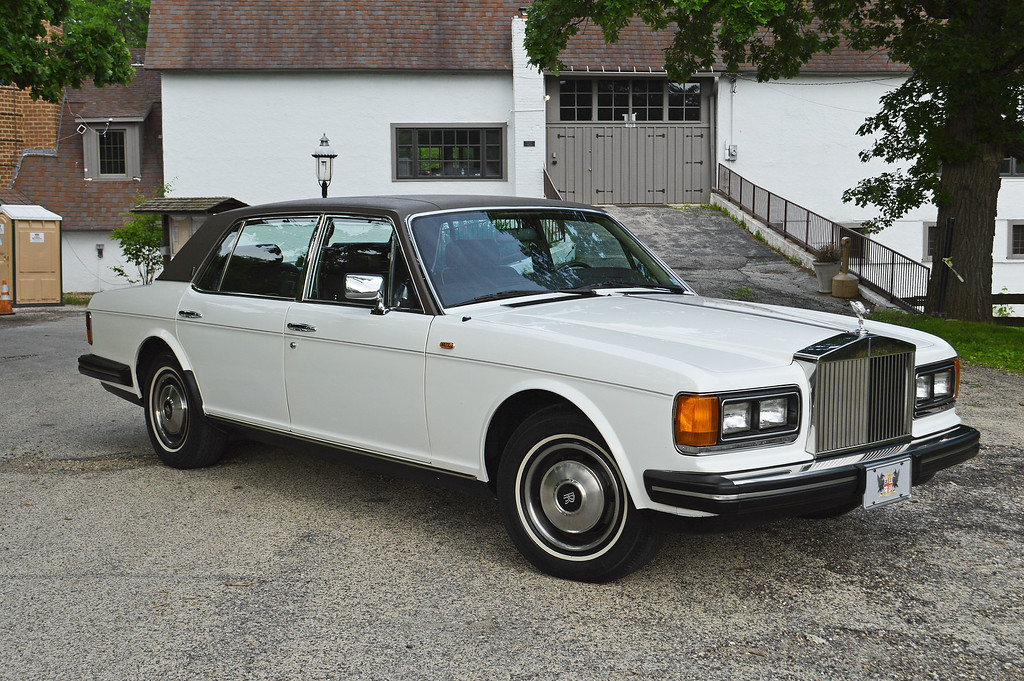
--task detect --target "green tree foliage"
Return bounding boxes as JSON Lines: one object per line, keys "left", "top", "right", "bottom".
{"left": 1, "top": 0, "right": 150, "bottom": 102}
{"left": 110, "top": 185, "right": 165, "bottom": 286}
{"left": 70, "top": 0, "right": 151, "bottom": 49}
{"left": 525, "top": 1, "right": 1024, "bottom": 321}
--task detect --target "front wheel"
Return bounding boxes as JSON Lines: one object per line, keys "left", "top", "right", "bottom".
{"left": 143, "top": 350, "right": 226, "bottom": 469}
{"left": 497, "top": 407, "right": 663, "bottom": 582}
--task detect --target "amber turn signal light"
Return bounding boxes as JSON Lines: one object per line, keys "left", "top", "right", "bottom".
{"left": 674, "top": 395, "right": 719, "bottom": 447}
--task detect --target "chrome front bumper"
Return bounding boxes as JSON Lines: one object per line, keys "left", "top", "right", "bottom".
{"left": 643, "top": 425, "right": 980, "bottom": 516}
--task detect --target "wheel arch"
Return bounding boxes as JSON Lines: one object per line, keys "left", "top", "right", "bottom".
{"left": 134, "top": 333, "right": 198, "bottom": 400}
{"left": 482, "top": 384, "right": 632, "bottom": 497}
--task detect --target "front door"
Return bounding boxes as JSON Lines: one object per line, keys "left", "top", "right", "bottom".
{"left": 284, "top": 215, "right": 432, "bottom": 463}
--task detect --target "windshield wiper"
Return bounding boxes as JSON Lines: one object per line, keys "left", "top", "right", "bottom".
{"left": 502, "top": 288, "right": 602, "bottom": 308}
{"left": 620, "top": 283, "right": 690, "bottom": 294}
{"left": 562, "top": 281, "right": 689, "bottom": 293}
{"left": 457, "top": 290, "right": 549, "bottom": 306}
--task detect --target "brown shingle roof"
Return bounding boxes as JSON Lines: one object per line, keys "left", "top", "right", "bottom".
{"left": 0, "top": 187, "right": 32, "bottom": 204}
{"left": 132, "top": 197, "right": 248, "bottom": 214}
{"left": 11, "top": 52, "right": 164, "bottom": 232}
{"left": 559, "top": 20, "right": 904, "bottom": 74}
{"left": 148, "top": 2, "right": 904, "bottom": 75}
{"left": 147, "top": 0, "right": 525, "bottom": 71}
{"left": 67, "top": 50, "right": 161, "bottom": 120}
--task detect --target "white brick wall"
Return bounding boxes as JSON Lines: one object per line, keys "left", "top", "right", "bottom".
{"left": 511, "top": 17, "right": 546, "bottom": 198}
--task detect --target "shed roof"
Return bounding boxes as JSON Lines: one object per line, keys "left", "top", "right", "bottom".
{"left": 132, "top": 197, "right": 249, "bottom": 214}
{"left": 1, "top": 204, "right": 62, "bottom": 220}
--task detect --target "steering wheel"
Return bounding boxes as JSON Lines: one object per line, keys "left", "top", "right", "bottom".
{"left": 557, "top": 260, "right": 592, "bottom": 270}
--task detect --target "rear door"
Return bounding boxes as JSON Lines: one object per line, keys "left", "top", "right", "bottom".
{"left": 175, "top": 215, "right": 321, "bottom": 431}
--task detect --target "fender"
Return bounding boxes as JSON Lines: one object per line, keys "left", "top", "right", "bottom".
{"left": 133, "top": 328, "right": 201, "bottom": 402}
{"left": 480, "top": 376, "right": 645, "bottom": 505}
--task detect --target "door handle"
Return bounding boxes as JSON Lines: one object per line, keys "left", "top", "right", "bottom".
{"left": 287, "top": 322, "right": 317, "bottom": 333}
{"left": 177, "top": 310, "right": 202, "bottom": 319}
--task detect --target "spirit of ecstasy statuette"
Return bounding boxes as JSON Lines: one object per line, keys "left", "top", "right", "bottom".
{"left": 850, "top": 300, "right": 869, "bottom": 336}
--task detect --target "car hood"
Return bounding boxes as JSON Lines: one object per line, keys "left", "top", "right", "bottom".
{"left": 460, "top": 293, "right": 946, "bottom": 391}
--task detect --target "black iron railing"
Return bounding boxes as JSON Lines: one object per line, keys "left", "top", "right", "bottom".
{"left": 715, "top": 164, "right": 929, "bottom": 312}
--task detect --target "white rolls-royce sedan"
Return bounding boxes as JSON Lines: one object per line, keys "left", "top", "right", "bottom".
{"left": 79, "top": 195, "right": 979, "bottom": 581}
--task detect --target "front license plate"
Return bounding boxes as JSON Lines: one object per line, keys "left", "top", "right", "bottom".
{"left": 863, "top": 458, "right": 912, "bottom": 509}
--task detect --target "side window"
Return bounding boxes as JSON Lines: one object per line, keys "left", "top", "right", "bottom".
{"left": 197, "top": 216, "right": 320, "bottom": 297}
{"left": 195, "top": 224, "right": 241, "bottom": 291}
{"left": 308, "top": 216, "right": 421, "bottom": 311}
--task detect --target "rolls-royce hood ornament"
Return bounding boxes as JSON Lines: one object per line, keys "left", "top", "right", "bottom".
{"left": 850, "top": 300, "right": 869, "bottom": 336}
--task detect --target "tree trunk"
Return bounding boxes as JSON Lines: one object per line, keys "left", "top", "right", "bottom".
{"left": 925, "top": 116, "right": 1002, "bottom": 322}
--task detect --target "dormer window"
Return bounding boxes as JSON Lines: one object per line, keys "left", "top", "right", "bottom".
{"left": 98, "top": 129, "right": 127, "bottom": 175}
{"left": 79, "top": 119, "right": 143, "bottom": 180}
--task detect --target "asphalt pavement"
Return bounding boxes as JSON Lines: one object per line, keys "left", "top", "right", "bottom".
{"left": 0, "top": 208, "right": 1021, "bottom": 680}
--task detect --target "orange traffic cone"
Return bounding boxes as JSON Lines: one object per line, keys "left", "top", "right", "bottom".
{"left": 0, "top": 280, "right": 13, "bottom": 315}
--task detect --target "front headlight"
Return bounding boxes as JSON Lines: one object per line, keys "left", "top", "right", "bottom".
{"left": 915, "top": 359, "right": 959, "bottom": 416}
{"left": 674, "top": 387, "right": 801, "bottom": 453}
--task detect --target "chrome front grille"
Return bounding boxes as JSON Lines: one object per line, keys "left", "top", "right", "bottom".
{"left": 796, "top": 334, "right": 915, "bottom": 456}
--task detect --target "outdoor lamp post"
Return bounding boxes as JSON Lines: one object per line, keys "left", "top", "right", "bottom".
{"left": 312, "top": 134, "right": 337, "bottom": 198}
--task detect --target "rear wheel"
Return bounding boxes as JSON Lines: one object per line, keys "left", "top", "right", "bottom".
{"left": 143, "top": 350, "right": 226, "bottom": 469}
{"left": 497, "top": 407, "right": 663, "bottom": 582}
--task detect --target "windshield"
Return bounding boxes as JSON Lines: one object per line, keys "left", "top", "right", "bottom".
{"left": 410, "top": 209, "right": 687, "bottom": 307}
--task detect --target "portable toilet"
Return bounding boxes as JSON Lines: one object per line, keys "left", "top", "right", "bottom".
{"left": 0, "top": 204, "right": 63, "bottom": 305}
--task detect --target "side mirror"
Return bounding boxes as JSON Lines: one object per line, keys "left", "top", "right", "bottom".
{"left": 345, "top": 273, "right": 388, "bottom": 315}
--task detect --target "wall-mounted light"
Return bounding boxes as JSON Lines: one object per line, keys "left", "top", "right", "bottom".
{"left": 312, "top": 134, "right": 338, "bottom": 199}
{"left": 96, "top": 244, "right": 104, "bottom": 258}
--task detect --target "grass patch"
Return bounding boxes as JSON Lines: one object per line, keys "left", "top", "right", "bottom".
{"left": 870, "top": 308, "right": 1024, "bottom": 374}
{"left": 725, "top": 286, "right": 757, "bottom": 301}
{"left": 63, "top": 292, "right": 95, "bottom": 306}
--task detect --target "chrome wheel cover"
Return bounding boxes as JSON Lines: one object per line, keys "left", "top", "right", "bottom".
{"left": 150, "top": 369, "right": 188, "bottom": 451}
{"left": 517, "top": 435, "right": 626, "bottom": 559}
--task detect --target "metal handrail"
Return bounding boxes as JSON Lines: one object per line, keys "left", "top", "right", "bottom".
{"left": 715, "top": 164, "right": 929, "bottom": 312}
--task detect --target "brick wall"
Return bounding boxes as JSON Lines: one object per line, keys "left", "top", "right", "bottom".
{"left": 0, "top": 86, "right": 61, "bottom": 186}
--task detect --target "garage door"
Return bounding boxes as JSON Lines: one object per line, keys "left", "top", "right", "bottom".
{"left": 544, "top": 76, "right": 714, "bottom": 205}
{"left": 547, "top": 123, "right": 711, "bottom": 204}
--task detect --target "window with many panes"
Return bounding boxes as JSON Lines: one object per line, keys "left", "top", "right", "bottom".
{"left": 81, "top": 121, "right": 141, "bottom": 180}
{"left": 925, "top": 223, "right": 937, "bottom": 261}
{"left": 98, "top": 129, "right": 127, "bottom": 175}
{"left": 1011, "top": 224, "right": 1024, "bottom": 258}
{"left": 1002, "top": 158, "right": 1024, "bottom": 176}
{"left": 395, "top": 127, "right": 504, "bottom": 180}
{"left": 558, "top": 79, "right": 701, "bottom": 122}
{"left": 559, "top": 79, "right": 593, "bottom": 121}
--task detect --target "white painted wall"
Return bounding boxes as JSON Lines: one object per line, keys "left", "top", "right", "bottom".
{"left": 62, "top": 230, "right": 139, "bottom": 292}
{"left": 161, "top": 70, "right": 529, "bottom": 204}
{"left": 718, "top": 73, "right": 1024, "bottom": 303}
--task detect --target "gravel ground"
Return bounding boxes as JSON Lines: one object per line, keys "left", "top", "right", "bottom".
{"left": 1, "top": 208, "right": 1021, "bottom": 680}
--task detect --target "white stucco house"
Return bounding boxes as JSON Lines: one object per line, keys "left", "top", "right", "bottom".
{"left": 146, "top": 0, "right": 1022, "bottom": 310}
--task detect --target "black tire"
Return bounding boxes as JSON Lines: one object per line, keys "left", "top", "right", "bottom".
{"left": 143, "top": 350, "right": 227, "bottom": 469}
{"left": 497, "top": 406, "right": 663, "bottom": 582}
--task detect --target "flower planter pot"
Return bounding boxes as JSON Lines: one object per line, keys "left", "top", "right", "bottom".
{"left": 812, "top": 261, "right": 841, "bottom": 293}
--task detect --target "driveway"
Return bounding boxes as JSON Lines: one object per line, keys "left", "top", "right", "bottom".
{"left": 609, "top": 205, "right": 855, "bottom": 314}
{"left": 0, "top": 212, "right": 1021, "bottom": 679}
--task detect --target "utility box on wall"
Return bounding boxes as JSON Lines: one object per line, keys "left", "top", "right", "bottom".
{"left": 0, "top": 205, "right": 63, "bottom": 305}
